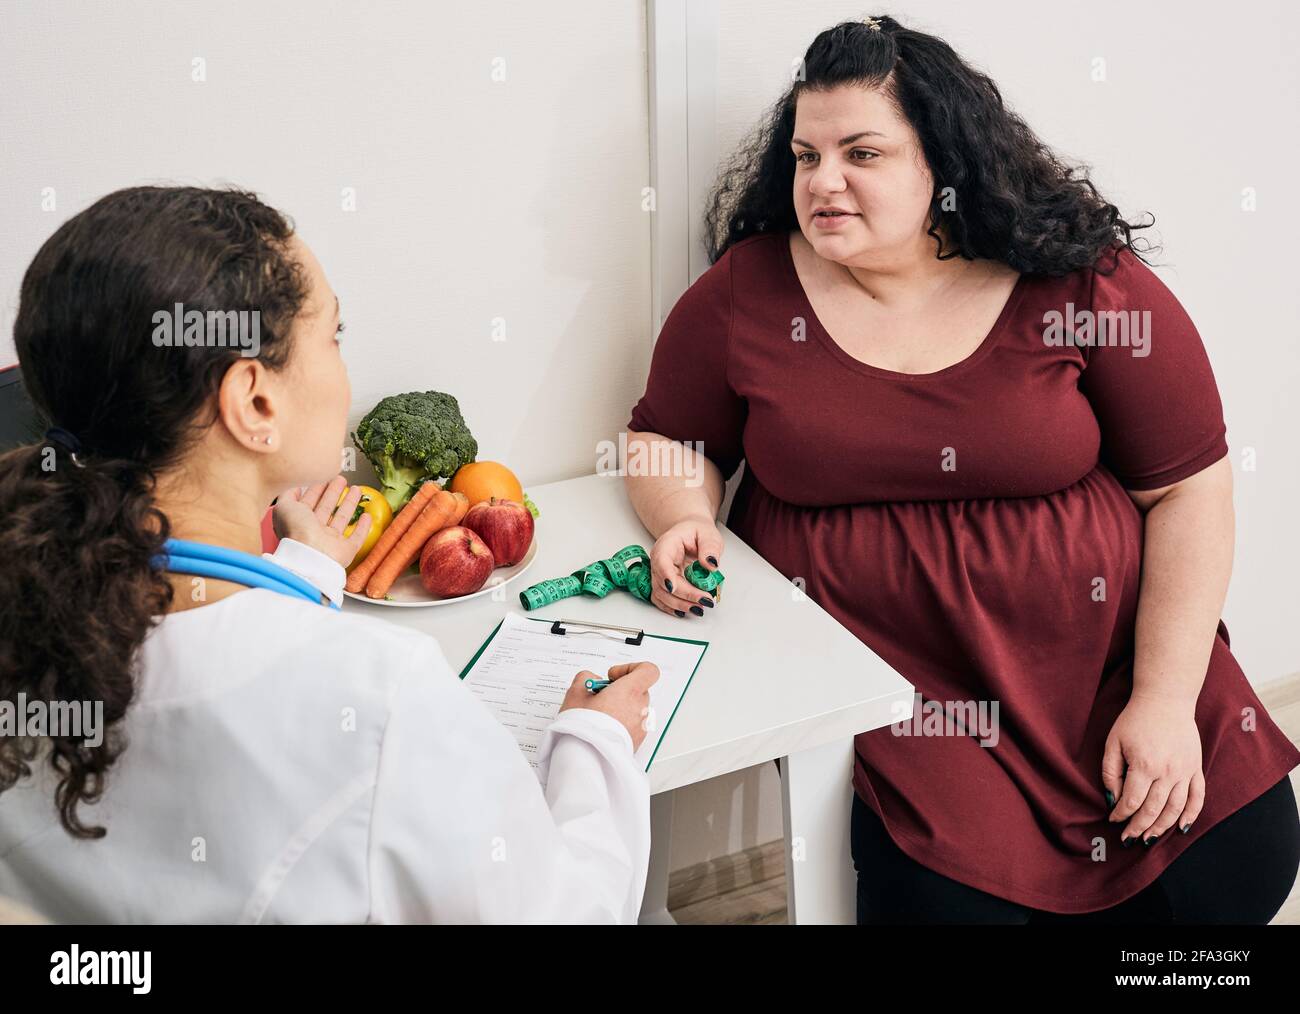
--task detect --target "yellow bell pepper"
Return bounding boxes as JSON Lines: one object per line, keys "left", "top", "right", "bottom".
{"left": 338, "top": 484, "right": 393, "bottom": 571}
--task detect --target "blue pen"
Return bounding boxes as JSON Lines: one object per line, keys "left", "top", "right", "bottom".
{"left": 585, "top": 678, "right": 612, "bottom": 693}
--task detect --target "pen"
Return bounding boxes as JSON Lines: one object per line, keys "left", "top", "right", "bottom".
{"left": 585, "top": 678, "right": 612, "bottom": 692}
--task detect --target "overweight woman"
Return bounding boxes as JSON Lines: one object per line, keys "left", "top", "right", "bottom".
{"left": 0, "top": 185, "right": 657, "bottom": 923}
{"left": 624, "top": 17, "right": 1299, "bottom": 923}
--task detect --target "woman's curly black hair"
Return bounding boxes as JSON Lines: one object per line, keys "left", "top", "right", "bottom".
{"left": 704, "top": 15, "right": 1157, "bottom": 275}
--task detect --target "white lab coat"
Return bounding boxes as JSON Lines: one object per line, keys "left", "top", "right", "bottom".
{"left": 0, "top": 540, "right": 650, "bottom": 924}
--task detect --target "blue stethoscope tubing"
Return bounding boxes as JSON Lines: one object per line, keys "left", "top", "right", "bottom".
{"left": 158, "top": 537, "right": 339, "bottom": 610}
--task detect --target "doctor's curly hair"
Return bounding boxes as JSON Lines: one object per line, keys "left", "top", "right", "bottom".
{"left": 0, "top": 186, "right": 307, "bottom": 839}
{"left": 705, "top": 15, "right": 1156, "bottom": 274}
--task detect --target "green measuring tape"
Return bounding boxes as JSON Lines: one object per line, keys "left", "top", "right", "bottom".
{"left": 519, "top": 544, "right": 724, "bottom": 611}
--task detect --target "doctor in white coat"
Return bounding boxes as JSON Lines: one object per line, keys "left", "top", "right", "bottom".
{"left": 0, "top": 185, "right": 657, "bottom": 924}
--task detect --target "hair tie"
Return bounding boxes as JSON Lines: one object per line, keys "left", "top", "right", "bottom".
{"left": 44, "top": 426, "right": 85, "bottom": 466}
{"left": 44, "top": 426, "right": 81, "bottom": 452}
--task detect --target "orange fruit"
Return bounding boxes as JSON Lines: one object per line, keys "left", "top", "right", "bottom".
{"left": 449, "top": 461, "right": 524, "bottom": 506}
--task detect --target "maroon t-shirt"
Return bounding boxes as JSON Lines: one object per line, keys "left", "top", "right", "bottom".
{"left": 627, "top": 230, "right": 1300, "bottom": 913}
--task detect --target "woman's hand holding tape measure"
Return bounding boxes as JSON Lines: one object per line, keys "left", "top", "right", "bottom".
{"left": 649, "top": 515, "right": 725, "bottom": 618}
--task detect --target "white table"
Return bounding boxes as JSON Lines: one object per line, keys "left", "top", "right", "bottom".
{"left": 344, "top": 471, "right": 914, "bottom": 924}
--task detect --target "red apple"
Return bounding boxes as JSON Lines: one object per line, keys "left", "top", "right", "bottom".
{"left": 461, "top": 497, "right": 534, "bottom": 567}
{"left": 419, "top": 525, "right": 495, "bottom": 598}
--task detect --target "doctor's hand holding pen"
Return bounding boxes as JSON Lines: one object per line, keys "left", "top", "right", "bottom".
{"left": 561, "top": 662, "right": 660, "bottom": 750}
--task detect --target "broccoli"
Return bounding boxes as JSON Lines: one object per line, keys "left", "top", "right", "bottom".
{"left": 352, "top": 391, "right": 478, "bottom": 511}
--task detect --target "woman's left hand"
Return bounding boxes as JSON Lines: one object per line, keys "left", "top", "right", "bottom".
{"left": 271, "top": 475, "right": 373, "bottom": 570}
{"left": 1102, "top": 692, "right": 1205, "bottom": 845}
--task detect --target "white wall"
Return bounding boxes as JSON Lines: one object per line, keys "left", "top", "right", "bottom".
{"left": 0, "top": 0, "right": 653, "bottom": 490}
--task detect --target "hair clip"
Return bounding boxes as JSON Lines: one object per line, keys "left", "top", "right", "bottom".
{"left": 863, "top": 16, "right": 883, "bottom": 32}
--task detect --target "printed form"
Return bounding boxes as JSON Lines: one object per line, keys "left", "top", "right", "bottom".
{"left": 461, "top": 611, "right": 707, "bottom": 784}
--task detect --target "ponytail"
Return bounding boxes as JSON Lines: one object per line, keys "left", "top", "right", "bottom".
{"left": 0, "top": 441, "right": 169, "bottom": 838}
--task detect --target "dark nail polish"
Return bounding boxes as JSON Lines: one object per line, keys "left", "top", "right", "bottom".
{"left": 664, "top": 578, "right": 673, "bottom": 592}
{"left": 1104, "top": 790, "right": 1116, "bottom": 808}
{"left": 1143, "top": 834, "right": 1159, "bottom": 846}
{"left": 674, "top": 609, "right": 685, "bottom": 617}
{"left": 690, "top": 605, "right": 704, "bottom": 616}
{"left": 707, "top": 556, "right": 718, "bottom": 567}
{"left": 699, "top": 596, "right": 714, "bottom": 607}
{"left": 1120, "top": 836, "right": 1132, "bottom": 848}
{"left": 1179, "top": 824, "right": 1191, "bottom": 835}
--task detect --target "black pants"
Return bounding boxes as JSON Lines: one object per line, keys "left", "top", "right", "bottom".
{"left": 851, "top": 775, "right": 1300, "bottom": 924}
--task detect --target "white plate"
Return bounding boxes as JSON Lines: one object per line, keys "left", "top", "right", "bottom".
{"left": 344, "top": 537, "right": 538, "bottom": 608}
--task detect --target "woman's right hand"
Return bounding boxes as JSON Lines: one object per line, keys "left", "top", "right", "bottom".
{"left": 648, "top": 515, "right": 724, "bottom": 618}
{"left": 561, "top": 662, "right": 661, "bottom": 750}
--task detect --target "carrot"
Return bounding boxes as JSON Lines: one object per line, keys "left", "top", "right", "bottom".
{"left": 365, "top": 490, "right": 460, "bottom": 599}
{"left": 404, "top": 493, "right": 466, "bottom": 577}
{"left": 345, "top": 482, "right": 439, "bottom": 594}
{"left": 448, "top": 491, "right": 470, "bottom": 526}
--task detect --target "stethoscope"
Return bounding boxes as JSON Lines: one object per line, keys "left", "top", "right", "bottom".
{"left": 158, "top": 537, "right": 339, "bottom": 610}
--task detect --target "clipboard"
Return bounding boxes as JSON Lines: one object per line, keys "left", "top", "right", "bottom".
{"left": 458, "top": 611, "right": 708, "bottom": 780}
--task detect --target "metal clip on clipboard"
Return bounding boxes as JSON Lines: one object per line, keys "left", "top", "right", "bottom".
{"left": 548, "top": 618, "right": 645, "bottom": 646}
